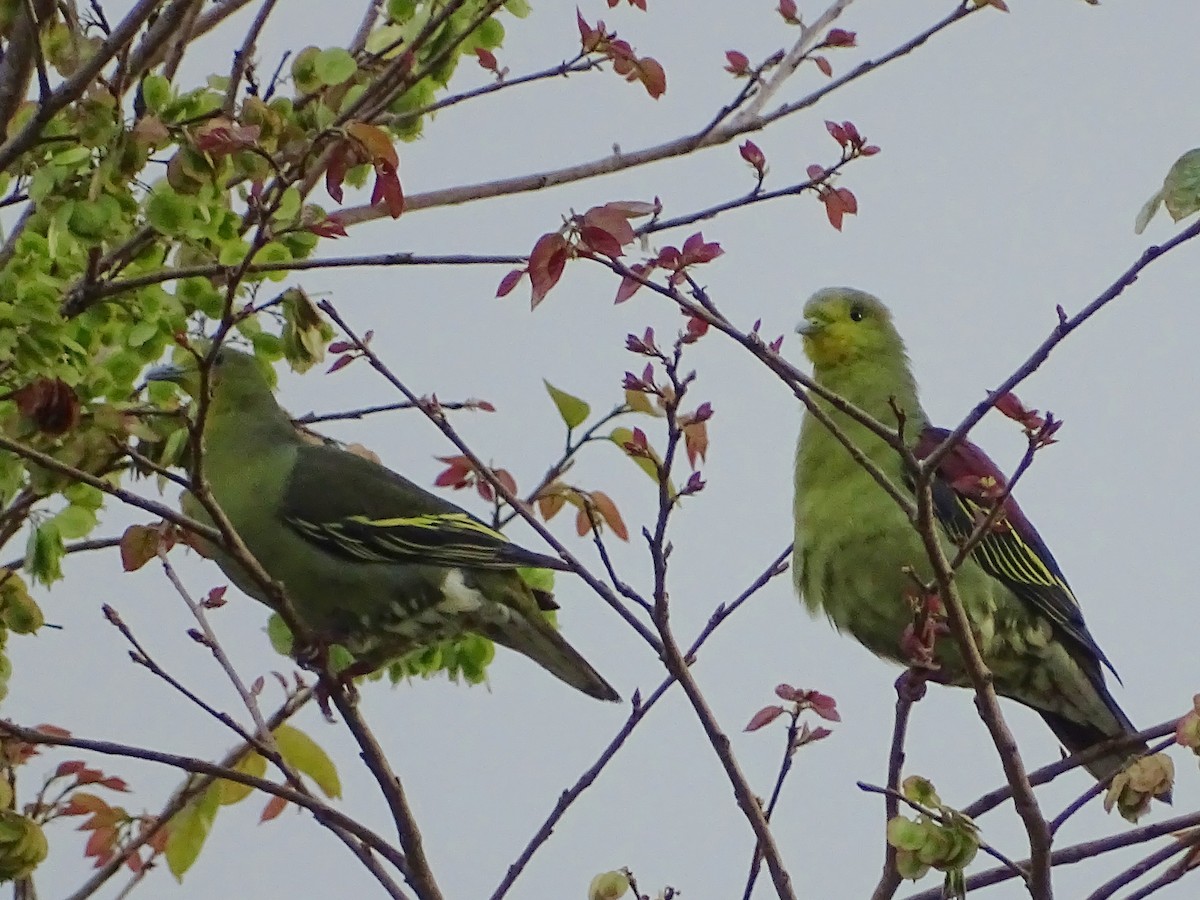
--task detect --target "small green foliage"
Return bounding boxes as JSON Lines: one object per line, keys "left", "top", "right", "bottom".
{"left": 313, "top": 48, "right": 358, "bottom": 87}
{"left": 1104, "top": 754, "right": 1175, "bottom": 823}
{"left": 885, "top": 777, "right": 980, "bottom": 898}
{"left": 216, "top": 752, "right": 268, "bottom": 805}
{"left": 0, "top": 810, "right": 49, "bottom": 882}
{"left": 1136, "top": 148, "right": 1200, "bottom": 233}
{"left": 24, "top": 521, "right": 65, "bottom": 587}
{"left": 588, "top": 870, "right": 630, "bottom": 900}
{"left": 165, "top": 782, "right": 220, "bottom": 880}
{"left": 274, "top": 725, "right": 342, "bottom": 799}
{"left": 280, "top": 287, "right": 334, "bottom": 373}
{"left": 544, "top": 380, "right": 590, "bottom": 430}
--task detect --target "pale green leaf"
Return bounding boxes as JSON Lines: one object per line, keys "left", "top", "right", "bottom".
{"left": 274, "top": 724, "right": 342, "bottom": 799}
{"left": 218, "top": 752, "right": 267, "bottom": 805}
{"left": 544, "top": 380, "right": 590, "bottom": 430}
{"left": 313, "top": 48, "right": 356, "bottom": 86}
{"left": 165, "top": 783, "right": 220, "bottom": 880}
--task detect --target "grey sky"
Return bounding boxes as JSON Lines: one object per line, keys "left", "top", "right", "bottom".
{"left": 8, "top": 2, "right": 1200, "bottom": 899}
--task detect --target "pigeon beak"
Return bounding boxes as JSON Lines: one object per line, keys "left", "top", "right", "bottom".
{"left": 795, "top": 317, "right": 823, "bottom": 337}
{"left": 145, "top": 362, "right": 188, "bottom": 384}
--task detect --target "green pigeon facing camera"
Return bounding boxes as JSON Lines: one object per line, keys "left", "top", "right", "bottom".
{"left": 148, "top": 347, "right": 618, "bottom": 702}
{"left": 793, "top": 287, "right": 1146, "bottom": 781}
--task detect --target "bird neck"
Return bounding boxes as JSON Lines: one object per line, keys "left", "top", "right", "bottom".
{"left": 806, "top": 355, "right": 927, "bottom": 460}
{"left": 202, "top": 387, "right": 300, "bottom": 470}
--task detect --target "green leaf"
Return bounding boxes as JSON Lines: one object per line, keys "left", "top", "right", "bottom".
{"left": 126, "top": 319, "right": 159, "bottom": 348}
{"left": 1162, "top": 148, "right": 1200, "bottom": 223}
{"left": 387, "top": 0, "right": 417, "bottom": 21}
{"left": 274, "top": 725, "right": 342, "bottom": 799}
{"left": 505, "top": 0, "right": 531, "bottom": 17}
{"left": 25, "top": 521, "right": 64, "bottom": 586}
{"left": 1134, "top": 190, "right": 1162, "bottom": 235}
{"left": 544, "top": 380, "right": 590, "bottom": 430}
{"left": 217, "top": 752, "right": 267, "bottom": 805}
{"left": 165, "top": 783, "right": 220, "bottom": 880}
{"left": 266, "top": 613, "right": 294, "bottom": 656}
{"left": 141, "top": 74, "right": 172, "bottom": 113}
{"left": 313, "top": 48, "right": 356, "bottom": 86}
{"left": 51, "top": 504, "right": 98, "bottom": 539}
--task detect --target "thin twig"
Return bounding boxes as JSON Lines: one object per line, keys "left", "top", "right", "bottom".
{"left": 0, "top": 720, "right": 415, "bottom": 893}
{"left": 903, "top": 811, "right": 1200, "bottom": 900}
{"left": 489, "top": 546, "right": 790, "bottom": 900}
{"left": 327, "top": 688, "right": 444, "bottom": 900}
{"left": 317, "top": 300, "right": 664, "bottom": 654}
{"left": 157, "top": 548, "right": 275, "bottom": 744}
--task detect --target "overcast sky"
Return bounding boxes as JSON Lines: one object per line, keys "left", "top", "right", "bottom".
{"left": 9, "top": 2, "right": 1200, "bottom": 899}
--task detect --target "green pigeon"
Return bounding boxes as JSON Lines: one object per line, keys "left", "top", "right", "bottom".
{"left": 793, "top": 287, "right": 1147, "bottom": 781}
{"left": 149, "top": 347, "right": 618, "bottom": 702}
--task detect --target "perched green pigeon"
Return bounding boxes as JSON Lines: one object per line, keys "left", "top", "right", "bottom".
{"left": 793, "top": 287, "right": 1145, "bottom": 781}
{"left": 149, "top": 347, "right": 618, "bottom": 702}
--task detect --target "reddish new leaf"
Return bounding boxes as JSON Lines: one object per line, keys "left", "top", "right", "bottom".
{"left": 579, "top": 225, "right": 625, "bottom": 258}
{"left": 813, "top": 55, "right": 832, "bottom": 77}
{"left": 823, "top": 28, "right": 857, "bottom": 47}
{"left": 528, "top": 232, "right": 571, "bottom": 308}
{"left": 12, "top": 377, "right": 81, "bottom": 435}
{"left": 745, "top": 705, "right": 786, "bottom": 732}
{"left": 724, "top": 50, "right": 750, "bottom": 76}
{"left": 614, "top": 262, "right": 651, "bottom": 304}
{"left": 475, "top": 48, "right": 498, "bottom": 71}
{"left": 307, "top": 215, "right": 348, "bottom": 238}
{"left": 589, "top": 490, "right": 629, "bottom": 541}
{"left": 496, "top": 267, "right": 526, "bottom": 298}
{"left": 370, "top": 160, "right": 404, "bottom": 218}
{"left": 260, "top": 794, "right": 288, "bottom": 823}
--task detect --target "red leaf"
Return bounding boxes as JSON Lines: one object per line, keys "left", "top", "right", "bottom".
{"left": 806, "top": 163, "right": 826, "bottom": 181}
{"left": 634, "top": 56, "right": 666, "bottom": 99}
{"left": 496, "top": 268, "right": 526, "bottom": 298}
{"left": 614, "top": 262, "right": 651, "bottom": 304}
{"left": 370, "top": 160, "right": 405, "bottom": 218}
{"left": 774, "top": 683, "right": 801, "bottom": 702}
{"left": 581, "top": 203, "right": 639, "bottom": 245}
{"left": 579, "top": 224, "right": 625, "bottom": 258}
{"left": 307, "top": 215, "right": 348, "bottom": 238}
{"left": 745, "top": 705, "right": 786, "bottom": 732}
{"left": 325, "top": 147, "right": 349, "bottom": 204}
{"left": 494, "top": 468, "right": 518, "bottom": 497}
{"left": 724, "top": 50, "right": 750, "bottom": 75}
{"left": 260, "top": 794, "right": 288, "bottom": 823}
{"left": 835, "top": 186, "right": 858, "bottom": 214}
{"left": 823, "top": 28, "right": 856, "bottom": 47}
{"left": 528, "top": 232, "right": 571, "bottom": 308}
{"left": 326, "top": 354, "right": 355, "bottom": 374}
{"left": 589, "top": 490, "right": 629, "bottom": 541}
{"left": 12, "top": 377, "right": 81, "bottom": 435}
{"left": 739, "top": 140, "right": 766, "bottom": 173}
{"left": 202, "top": 586, "right": 228, "bottom": 608}
{"left": 778, "top": 0, "right": 799, "bottom": 23}
{"left": 825, "top": 120, "right": 848, "bottom": 147}
{"left": 807, "top": 691, "right": 841, "bottom": 722}
{"left": 475, "top": 48, "right": 498, "bottom": 71}
{"left": 993, "top": 391, "right": 1044, "bottom": 429}
{"left": 813, "top": 55, "right": 832, "bottom": 77}
{"left": 681, "top": 231, "right": 723, "bottom": 264}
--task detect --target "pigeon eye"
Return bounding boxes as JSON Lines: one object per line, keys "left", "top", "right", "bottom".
{"left": 849, "top": 305, "right": 865, "bottom": 322}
